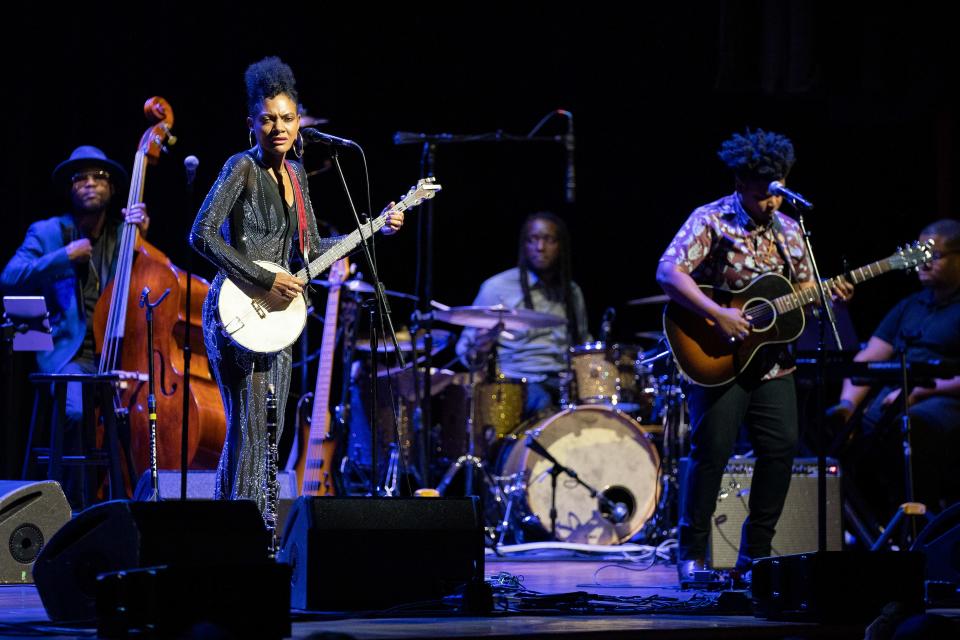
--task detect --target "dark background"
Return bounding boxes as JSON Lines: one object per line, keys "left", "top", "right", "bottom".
{"left": 1, "top": 4, "right": 956, "bottom": 476}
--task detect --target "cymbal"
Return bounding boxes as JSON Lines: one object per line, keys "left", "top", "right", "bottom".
{"left": 356, "top": 328, "right": 452, "bottom": 354}
{"left": 431, "top": 303, "right": 564, "bottom": 331}
{"left": 634, "top": 331, "right": 665, "bottom": 341}
{"left": 376, "top": 364, "right": 456, "bottom": 401}
{"left": 626, "top": 294, "right": 669, "bottom": 306}
{"left": 310, "top": 278, "right": 418, "bottom": 301}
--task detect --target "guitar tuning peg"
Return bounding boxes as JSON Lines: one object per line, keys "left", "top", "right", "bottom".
{"left": 167, "top": 134, "right": 178, "bottom": 146}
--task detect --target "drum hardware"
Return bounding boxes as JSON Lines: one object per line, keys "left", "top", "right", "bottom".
{"left": 638, "top": 356, "right": 688, "bottom": 544}
{"left": 434, "top": 358, "right": 490, "bottom": 498}
{"left": 310, "top": 277, "right": 419, "bottom": 302}
{"left": 625, "top": 294, "right": 670, "bottom": 306}
{"left": 434, "top": 326, "right": 525, "bottom": 510}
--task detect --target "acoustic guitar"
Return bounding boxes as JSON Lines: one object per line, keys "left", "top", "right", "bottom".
{"left": 663, "top": 240, "right": 934, "bottom": 387}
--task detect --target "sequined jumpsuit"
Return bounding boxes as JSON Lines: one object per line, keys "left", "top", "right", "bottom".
{"left": 190, "top": 149, "right": 342, "bottom": 511}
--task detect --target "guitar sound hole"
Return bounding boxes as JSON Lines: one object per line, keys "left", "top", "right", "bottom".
{"left": 742, "top": 299, "right": 776, "bottom": 332}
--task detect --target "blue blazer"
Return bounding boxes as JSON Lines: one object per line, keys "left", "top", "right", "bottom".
{"left": 1, "top": 214, "right": 118, "bottom": 374}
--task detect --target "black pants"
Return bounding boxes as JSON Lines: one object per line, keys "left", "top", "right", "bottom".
{"left": 678, "top": 373, "right": 798, "bottom": 569}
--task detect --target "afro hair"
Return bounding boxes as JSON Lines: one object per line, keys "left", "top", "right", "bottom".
{"left": 717, "top": 128, "right": 796, "bottom": 182}
{"left": 244, "top": 56, "right": 298, "bottom": 116}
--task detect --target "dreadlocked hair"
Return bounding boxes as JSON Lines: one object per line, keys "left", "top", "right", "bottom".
{"left": 718, "top": 128, "right": 796, "bottom": 182}
{"left": 517, "top": 211, "right": 582, "bottom": 344}
{"left": 244, "top": 56, "right": 299, "bottom": 117}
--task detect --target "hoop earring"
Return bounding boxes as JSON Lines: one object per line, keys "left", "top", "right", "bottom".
{"left": 249, "top": 131, "right": 256, "bottom": 148}
{"left": 293, "top": 131, "right": 304, "bottom": 159}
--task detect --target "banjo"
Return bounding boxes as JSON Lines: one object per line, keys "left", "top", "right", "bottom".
{"left": 217, "top": 177, "right": 440, "bottom": 353}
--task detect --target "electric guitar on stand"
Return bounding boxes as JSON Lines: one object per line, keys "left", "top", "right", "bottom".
{"left": 216, "top": 178, "right": 441, "bottom": 354}
{"left": 290, "top": 258, "right": 349, "bottom": 496}
{"left": 663, "top": 240, "right": 934, "bottom": 387}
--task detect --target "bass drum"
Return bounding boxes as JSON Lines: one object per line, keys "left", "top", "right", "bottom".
{"left": 498, "top": 406, "right": 660, "bottom": 544}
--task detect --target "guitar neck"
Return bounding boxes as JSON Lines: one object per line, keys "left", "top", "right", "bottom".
{"left": 295, "top": 215, "right": 385, "bottom": 280}
{"left": 98, "top": 150, "right": 147, "bottom": 373}
{"left": 775, "top": 257, "right": 898, "bottom": 312}
{"left": 294, "top": 192, "right": 424, "bottom": 280}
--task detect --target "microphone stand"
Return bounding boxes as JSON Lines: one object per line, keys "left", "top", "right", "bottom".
{"left": 180, "top": 165, "right": 197, "bottom": 501}
{"left": 795, "top": 209, "right": 842, "bottom": 553}
{"left": 870, "top": 331, "right": 930, "bottom": 549}
{"left": 525, "top": 435, "right": 627, "bottom": 537}
{"left": 326, "top": 146, "right": 404, "bottom": 496}
{"left": 140, "top": 287, "right": 171, "bottom": 502}
{"left": 394, "top": 121, "right": 565, "bottom": 486}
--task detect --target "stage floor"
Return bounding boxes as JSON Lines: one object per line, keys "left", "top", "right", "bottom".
{"left": 1, "top": 553, "right": 922, "bottom": 639}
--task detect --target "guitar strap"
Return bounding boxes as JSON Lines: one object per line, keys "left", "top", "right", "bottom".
{"left": 284, "top": 160, "right": 310, "bottom": 261}
{"left": 769, "top": 214, "right": 797, "bottom": 283}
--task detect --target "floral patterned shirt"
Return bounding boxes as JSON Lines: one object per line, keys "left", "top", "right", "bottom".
{"left": 659, "top": 193, "right": 813, "bottom": 380}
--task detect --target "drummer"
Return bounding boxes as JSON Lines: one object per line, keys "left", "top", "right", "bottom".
{"left": 455, "top": 211, "right": 590, "bottom": 417}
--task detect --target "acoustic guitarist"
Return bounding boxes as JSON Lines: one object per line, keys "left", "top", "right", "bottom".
{"left": 655, "top": 129, "right": 852, "bottom": 585}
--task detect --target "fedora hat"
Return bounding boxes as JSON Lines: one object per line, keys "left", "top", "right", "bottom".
{"left": 51, "top": 146, "right": 128, "bottom": 186}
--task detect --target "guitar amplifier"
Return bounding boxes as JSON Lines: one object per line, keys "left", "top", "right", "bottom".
{"left": 679, "top": 457, "right": 842, "bottom": 568}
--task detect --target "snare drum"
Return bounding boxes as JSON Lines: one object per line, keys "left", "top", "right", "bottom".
{"left": 497, "top": 405, "right": 660, "bottom": 544}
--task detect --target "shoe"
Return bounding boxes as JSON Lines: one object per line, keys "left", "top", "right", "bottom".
{"left": 677, "top": 557, "right": 723, "bottom": 589}
{"left": 728, "top": 566, "right": 752, "bottom": 590}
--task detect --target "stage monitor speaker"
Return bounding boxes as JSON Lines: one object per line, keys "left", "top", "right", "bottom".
{"left": 679, "top": 457, "right": 842, "bottom": 568}
{"left": 133, "top": 469, "right": 298, "bottom": 501}
{"left": 278, "top": 496, "right": 484, "bottom": 611}
{"left": 0, "top": 480, "right": 72, "bottom": 584}
{"left": 753, "top": 551, "right": 925, "bottom": 622}
{"left": 911, "top": 501, "right": 960, "bottom": 599}
{"left": 33, "top": 499, "right": 269, "bottom": 622}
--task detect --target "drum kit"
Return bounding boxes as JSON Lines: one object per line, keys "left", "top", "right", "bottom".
{"left": 312, "top": 278, "right": 688, "bottom": 545}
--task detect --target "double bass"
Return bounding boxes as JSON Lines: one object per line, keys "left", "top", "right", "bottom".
{"left": 93, "top": 97, "right": 225, "bottom": 489}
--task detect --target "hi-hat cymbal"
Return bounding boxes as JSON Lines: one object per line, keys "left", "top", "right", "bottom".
{"left": 356, "top": 328, "right": 452, "bottom": 354}
{"left": 626, "top": 294, "right": 669, "bottom": 306}
{"left": 431, "top": 303, "right": 564, "bottom": 331}
{"left": 310, "top": 278, "right": 418, "bottom": 301}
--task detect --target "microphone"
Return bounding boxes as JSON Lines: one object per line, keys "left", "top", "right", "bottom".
{"left": 598, "top": 307, "right": 615, "bottom": 343}
{"left": 301, "top": 127, "right": 355, "bottom": 148}
{"left": 610, "top": 502, "right": 629, "bottom": 523}
{"left": 184, "top": 155, "right": 199, "bottom": 187}
{"left": 558, "top": 110, "right": 575, "bottom": 204}
{"left": 768, "top": 181, "right": 814, "bottom": 210}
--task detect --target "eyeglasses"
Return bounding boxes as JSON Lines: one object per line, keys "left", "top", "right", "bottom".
{"left": 71, "top": 170, "right": 111, "bottom": 185}
{"left": 930, "top": 250, "right": 960, "bottom": 261}
{"left": 525, "top": 234, "right": 559, "bottom": 246}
